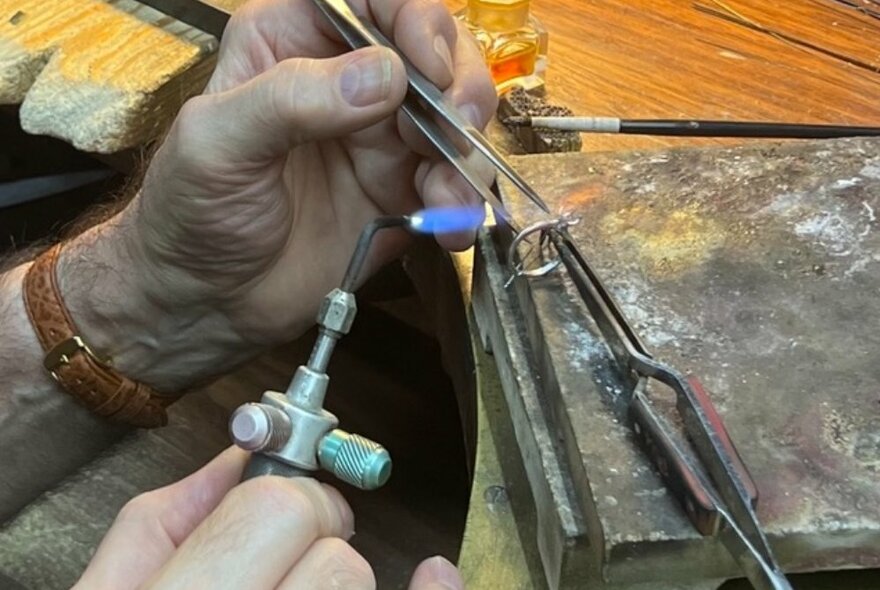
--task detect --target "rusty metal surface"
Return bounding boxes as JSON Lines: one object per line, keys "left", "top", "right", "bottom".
{"left": 497, "top": 138, "right": 880, "bottom": 586}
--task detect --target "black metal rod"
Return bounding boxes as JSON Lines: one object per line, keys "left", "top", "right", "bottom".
{"left": 620, "top": 120, "right": 880, "bottom": 138}
{"left": 508, "top": 116, "right": 880, "bottom": 139}
{"left": 135, "top": 0, "right": 231, "bottom": 38}
{"left": 340, "top": 216, "right": 409, "bottom": 292}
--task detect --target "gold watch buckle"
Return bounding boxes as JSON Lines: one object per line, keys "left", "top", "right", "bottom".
{"left": 44, "top": 336, "right": 108, "bottom": 381}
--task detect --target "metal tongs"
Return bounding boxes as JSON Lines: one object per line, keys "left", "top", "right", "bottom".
{"left": 314, "top": 1, "right": 790, "bottom": 587}
{"left": 544, "top": 230, "right": 791, "bottom": 590}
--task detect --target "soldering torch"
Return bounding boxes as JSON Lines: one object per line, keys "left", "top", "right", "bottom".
{"left": 228, "top": 206, "right": 485, "bottom": 488}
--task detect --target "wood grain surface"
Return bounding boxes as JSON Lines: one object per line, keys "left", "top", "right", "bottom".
{"left": 447, "top": 0, "right": 880, "bottom": 153}
{"left": 3, "top": 2, "right": 879, "bottom": 587}
{"left": 3, "top": 0, "right": 878, "bottom": 154}
{"left": 0, "top": 0, "right": 216, "bottom": 152}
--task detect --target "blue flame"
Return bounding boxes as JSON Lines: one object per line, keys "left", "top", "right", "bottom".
{"left": 408, "top": 206, "right": 486, "bottom": 234}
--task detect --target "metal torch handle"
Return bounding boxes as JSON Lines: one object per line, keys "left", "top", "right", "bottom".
{"left": 241, "top": 454, "right": 314, "bottom": 481}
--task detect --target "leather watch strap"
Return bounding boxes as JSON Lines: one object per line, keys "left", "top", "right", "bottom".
{"left": 23, "top": 244, "right": 178, "bottom": 428}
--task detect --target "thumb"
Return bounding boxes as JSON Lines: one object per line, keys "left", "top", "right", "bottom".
{"left": 179, "top": 46, "right": 406, "bottom": 164}
{"left": 408, "top": 556, "right": 465, "bottom": 590}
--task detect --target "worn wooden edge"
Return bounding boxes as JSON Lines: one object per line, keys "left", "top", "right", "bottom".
{"left": 456, "top": 323, "right": 536, "bottom": 590}
{"left": 0, "top": 0, "right": 219, "bottom": 153}
{"left": 507, "top": 235, "right": 615, "bottom": 566}
{"left": 448, "top": 246, "right": 538, "bottom": 588}
{"left": 399, "top": 242, "right": 548, "bottom": 588}
{"left": 403, "top": 242, "right": 479, "bottom": 477}
{"left": 471, "top": 227, "right": 592, "bottom": 589}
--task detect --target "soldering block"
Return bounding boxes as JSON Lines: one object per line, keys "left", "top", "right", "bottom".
{"left": 477, "top": 138, "right": 880, "bottom": 587}
{"left": 498, "top": 86, "right": 582, "bottom": 154}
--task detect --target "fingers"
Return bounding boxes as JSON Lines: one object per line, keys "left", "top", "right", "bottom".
{"left": 174, "top": 47, "right": 407, "bottom": 168}
{"left": 145, "top": 477, "right": 354, "bottom": 589}
{"left": 211, "top": 0, "right": 460, "bottom": 94}
{"left": 446, "top": 20, "right": 498, "bottom": 132}
{"left": 278, "top": 537, "right": 376, "bottom": 589}
{"left": 339, "top": 0, "right": 458, "bottom": 91}
{"left": 207, "top": 0, "right": 344, "bottom": 92}
{"left": 413, "top": 27, "right": 496, "bottom": 248}
{"left": 408, "top": 556, "right": 465, "bottom": 590}
{"left": 415, "top": 156, "right": 491, "bottom": 251}
{"left": 400, "top": 19, "right": 497, "bottom": 253}
{"left": 389, "top": 0, "right": 458, "bottom": 89}
{"left": 73, "top": 447, "right": 249, "bottom": 590}
{"left": 397, "top": 22, "right": 497, "bottom": 159}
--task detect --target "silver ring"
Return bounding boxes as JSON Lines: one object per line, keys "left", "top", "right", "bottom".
{"left": 506, "top": 213, "right": 580, "bottom": 286}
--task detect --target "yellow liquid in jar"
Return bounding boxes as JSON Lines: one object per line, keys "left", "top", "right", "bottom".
{"left": 459, "top": 0, "right": 547, "bottom": 91}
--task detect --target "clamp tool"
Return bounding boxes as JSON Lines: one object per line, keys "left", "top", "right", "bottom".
{"left": 540, "top": 229, "right": 790, "bottom": 590}
{"left": 505, "top": 222, "right": 790, "bottom": 588}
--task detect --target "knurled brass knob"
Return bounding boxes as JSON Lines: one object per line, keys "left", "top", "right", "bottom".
{"left": 318, "top": 429, "right": 392, "bottom": 490}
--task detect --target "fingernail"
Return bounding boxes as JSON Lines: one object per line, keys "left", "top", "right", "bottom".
{"left": 459, "top": 103, "right": 482, "bottom": 128}
{"left": 340, "top": 49, "right": 393, "bottom": 106}
{"left": 434, "top": 35, "right": 454, "bottom": 78}
{"left": 426, "top": 556, "right": 464, "bottom": 590}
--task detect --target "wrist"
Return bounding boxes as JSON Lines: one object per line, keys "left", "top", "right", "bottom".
{"left": 0, "top": 262, "right": 56, "bottom": 401}
{"left": 57, "top": 214, "right": 256, "bottom": 392}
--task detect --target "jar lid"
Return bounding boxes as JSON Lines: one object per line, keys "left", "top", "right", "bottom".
{"left": 467, "top": 0, "right": 530, "bottom": 31}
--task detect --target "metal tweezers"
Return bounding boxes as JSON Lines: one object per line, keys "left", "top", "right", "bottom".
{"left": 314, "top": 1, "right": 790, "bottom": 587}
{"left": 311, "top": 0, "right": 557, "bottom": 233}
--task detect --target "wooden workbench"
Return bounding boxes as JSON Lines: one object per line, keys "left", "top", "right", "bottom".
{"left": 3, "top": 0, "right": 879, "bottom": 153}
{"left": 0, "top": 0, "right": 218, "bottom": 151}
{"left": 2, "top": 1, "right": 880, "bottom": 589}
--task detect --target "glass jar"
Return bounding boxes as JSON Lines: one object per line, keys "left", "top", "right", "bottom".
{"left": 456, "top": 0, "right": 548, "bottom": 94}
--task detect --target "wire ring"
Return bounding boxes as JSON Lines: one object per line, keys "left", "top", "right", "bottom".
{"left": 506, "top": 213, "right": 580, "bottom": 286}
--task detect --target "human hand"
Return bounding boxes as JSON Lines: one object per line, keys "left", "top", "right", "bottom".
{"left": 59, "top": 0, "right": 496, "bottom": 392}
{"left": 124, "top": 0, "right": 495, "bottom": 342}
{"left": 74, "top": 448, "right": 464, "bottom": 589}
